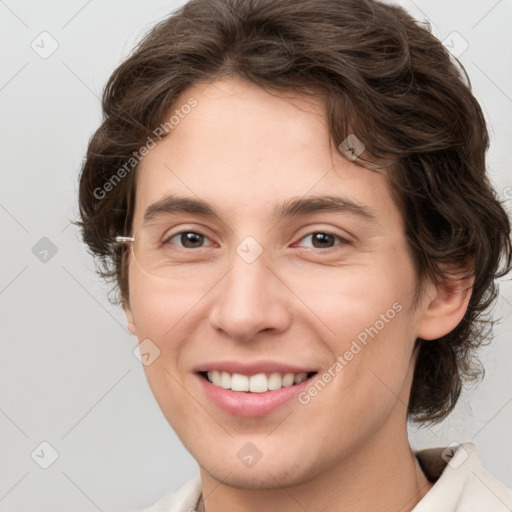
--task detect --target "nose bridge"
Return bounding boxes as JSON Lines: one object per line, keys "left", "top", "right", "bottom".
{"left": 208, "top": 238, "right": 290, "bottom": 340}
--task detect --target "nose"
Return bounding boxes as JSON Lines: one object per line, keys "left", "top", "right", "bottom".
{"left": 208, "top": 246, "right": 292, "bottom": 342}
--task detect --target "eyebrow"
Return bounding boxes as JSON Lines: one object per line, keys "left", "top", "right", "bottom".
{"left": 144, "top": 194, "right": 377, "bottom": 224}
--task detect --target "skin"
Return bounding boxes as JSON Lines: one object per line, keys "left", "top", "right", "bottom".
{"left": 124, "top": 76, "right": 472, "bottom": 512}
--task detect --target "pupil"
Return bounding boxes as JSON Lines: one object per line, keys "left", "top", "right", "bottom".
{"left": 313, "top": 233, "right": 333, "bottom": 248}
{"left": 182, "top": 232, "right": 203, "bottom": 248}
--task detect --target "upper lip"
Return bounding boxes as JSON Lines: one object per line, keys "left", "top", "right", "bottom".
{"left": 194, "top": 360, "right": 317, "bottom": 376}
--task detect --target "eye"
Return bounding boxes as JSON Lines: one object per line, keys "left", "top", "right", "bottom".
{"left": 161, "top": 230, "right": 349, "bottom": 251}
{"left": 295, "top": 232, "right": 349, "bottom": 250}
{"left": 165, "top": 231, "right": 214, "bottom": 249}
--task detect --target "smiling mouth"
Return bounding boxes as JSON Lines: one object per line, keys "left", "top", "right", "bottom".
{"left": 199, "top": 370, "right": 318, "bottom": 393}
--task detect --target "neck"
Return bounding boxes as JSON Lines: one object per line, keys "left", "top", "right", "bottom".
{"left": 198, "top": 421, "right": 433, "bottom": 512}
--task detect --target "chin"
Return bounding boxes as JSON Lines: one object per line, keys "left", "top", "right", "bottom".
{"left": 198, "top": 451, "right": 321, "bottom": 490}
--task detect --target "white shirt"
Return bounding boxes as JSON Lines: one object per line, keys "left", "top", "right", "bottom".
{"left": 138, "top": 442, "right": 512, "bottom": 511}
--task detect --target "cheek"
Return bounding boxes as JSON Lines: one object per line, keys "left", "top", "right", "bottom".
{"left": 126, "top": 267, "right": 213, "bottom": 415}
{"left": 296, "top": 307, "right": 415, "bottom": 458}
{"left": 291, "top": 258, "right": 413, "bottom": 340}
{"left": 292, "top": 260, "right": 417, "bottom": 401}
{"left": 318, "top": 302, "right": 413, "bottom": 400}
{"left": 127, "top": 263, "right": 204, "bottom": 345}
{"left": 127, "top": 274, "right": 200, "bottom": 425}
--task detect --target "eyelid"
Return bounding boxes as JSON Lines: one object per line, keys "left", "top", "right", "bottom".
{"left": 292, "top": 231, "right": 352, "bottom": 249}
{"left": 163, "top": 229, "right": 217, "bottom": 248}
{"left": 160, "top": 222, "right": 217, "bottom": 240}
{"left": 292, "top": 223, "right": 355, "bottom": 244}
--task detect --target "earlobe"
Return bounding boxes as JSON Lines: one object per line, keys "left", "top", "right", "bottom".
{"left": 416, "top": 276, "right": 474, "bottom": 341}
{"left": 123, "top": 302, "right": 137, "bottom": 336}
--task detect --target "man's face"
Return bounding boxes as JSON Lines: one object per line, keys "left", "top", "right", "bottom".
{"left": 124, "top": 77, "right": 427, "bottom": 488}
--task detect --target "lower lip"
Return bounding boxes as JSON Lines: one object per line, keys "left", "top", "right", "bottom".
{"left": 196, "top": 374, "right": 314, "bottom": 417}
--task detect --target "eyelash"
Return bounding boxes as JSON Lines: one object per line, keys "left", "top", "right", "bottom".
{"left": 163, "top": 230, "right": 351, "bottom": 252}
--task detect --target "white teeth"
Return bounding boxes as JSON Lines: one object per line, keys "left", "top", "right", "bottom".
{"left": 249, "top": 373, "right": 267, "bottom": 393}
{"left": 220, "top": 371, "right": 231, "bottom": 389}
{"left": 211, "top": 370, "right": 221, "bottom": 386}
{"left": 267, "top": 372, "right": 282, "bottom": 391}
{"left": 230, "top": 373, "right": 249, "bottom": 391}
{"left": 205, "top": 371, "right": 312, "bottom": 392}
{"left": 282, "top": 373, "right": 295, "bottom": 387}
{"left": 294, "top": 372, "right": 308, "bottom": 384}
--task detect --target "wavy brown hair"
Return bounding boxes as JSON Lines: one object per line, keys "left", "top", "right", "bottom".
{"left": 77, "top": 0, "right": 511, "bottom": 423}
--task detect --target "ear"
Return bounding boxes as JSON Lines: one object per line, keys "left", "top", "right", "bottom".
{"left": 123, "top": 301, "right": 137, "bottom": 336}
{"left": 416, "top": 275, "right": 474, "bottom": 340}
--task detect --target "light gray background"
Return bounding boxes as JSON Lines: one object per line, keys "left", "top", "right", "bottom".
{"left": 1, "top": 1, "right": 511, "bottom": 510}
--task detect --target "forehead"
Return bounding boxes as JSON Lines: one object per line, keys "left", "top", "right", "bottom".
{"left": 133, "top": 76, "right": 399, "bottom": 229}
